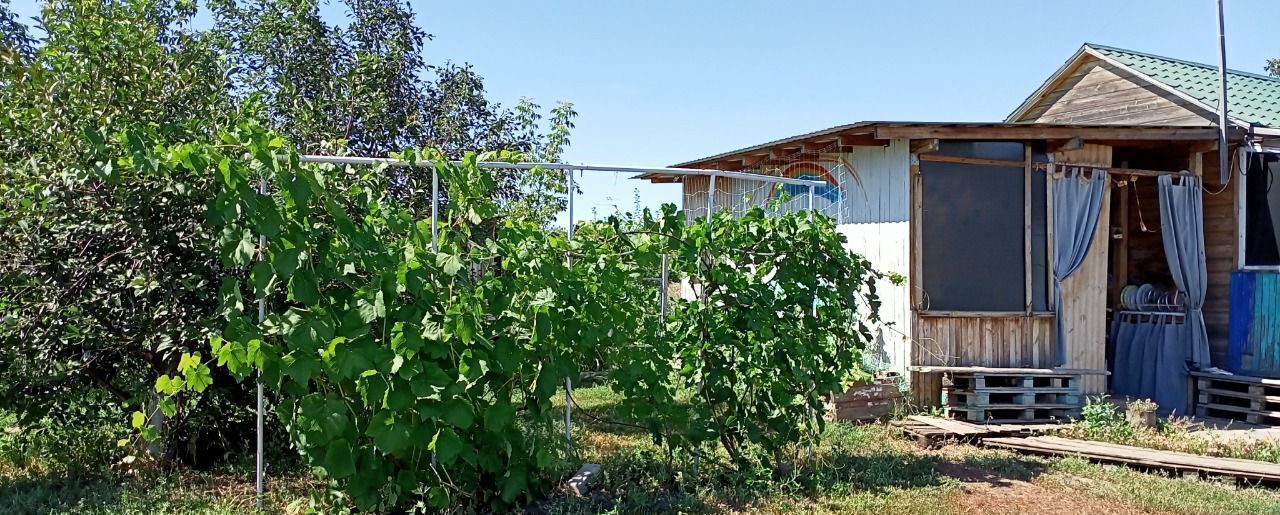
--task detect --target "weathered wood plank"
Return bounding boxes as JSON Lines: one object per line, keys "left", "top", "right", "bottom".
{"left": 984, "top": 436, "right": 1280, "bottom": 481}
{"left": 910, "top": 366, "right": 1109, "bottom": 375}
{"left": 906, "top": 415, "right": 986, "bottom": 436}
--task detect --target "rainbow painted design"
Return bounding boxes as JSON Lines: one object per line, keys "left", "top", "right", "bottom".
{"left": 770, "top": 161, "right": 841, "bottom": 203}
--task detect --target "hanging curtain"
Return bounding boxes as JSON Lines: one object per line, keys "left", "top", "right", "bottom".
{"left": 1110, "top": 313, "right": 1190, "bottom": 415}
{"left": 1052, "top": 166, "right": 1108, "bottom": 366}
{"left": 1159, "top": 175, "right": 1212, "bottom": 367}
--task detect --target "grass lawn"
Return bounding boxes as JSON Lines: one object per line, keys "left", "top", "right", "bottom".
{"left": 5, "top": 386, "right": 1280, "bottom": 514}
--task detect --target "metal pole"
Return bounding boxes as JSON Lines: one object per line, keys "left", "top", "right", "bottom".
{"left": 431, "top": 167, "right": 439, "bottom": 252}
{"left": 294, "top": 154, "right": 827, "bottom": 188}
{"left": 706, "top": 174, "right": 716, "bottom": 222}
{"left": 564, "top": 167, "right": 575, "bottom": 457}
{"left": 694, "top": 174, "right": 716, "bottom": 475}
{"left": 1215, "top": 0, "right": 1231, "bottom": 184}
{"left": 659, "top": 255, "right": 669, "bottom": 320}
{"left": 256, "top": 177, "right": 266, "bottom": 507}
{"left": 806, "top": 185, "right": 815, "bottom": 463}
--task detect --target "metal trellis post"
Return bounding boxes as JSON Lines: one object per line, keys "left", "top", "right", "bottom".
{"left": 256, "top": 177, "right": 267, "bottom": 507}
{"left": 565, "top": 167, "right": 575, "bottom": 457}
{"left": 806, "top": 185, "right": 816, "bottom": 463}
{"left": 431, "top": 166, "right": 439, "bottom": 253}
{"left": 659, "top": 255, "right": 669, "bottom": 320}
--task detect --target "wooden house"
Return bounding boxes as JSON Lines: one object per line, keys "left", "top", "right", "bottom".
{"left": 644, "top": 44, "right": 1280, "bottom": 413}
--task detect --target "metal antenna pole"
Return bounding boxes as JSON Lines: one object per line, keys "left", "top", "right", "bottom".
{"left": 1215, "top": 0, "right": 1231, "bottom": 184}
{"left": 431, "top": 166, "right": 439, "bottom": 252}
{"left": 256, "top": 177, "right": 267, "bottom": 507}
{"left": 564, "top": 167, "right": 575, "bottom": 457}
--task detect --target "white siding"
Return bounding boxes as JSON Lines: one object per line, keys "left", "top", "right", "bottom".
{"left": 838, "top": 222, "right": 911, "bottom": 376}
{"left": 835, "top": 140, "right": 912, "bottom": 376}
{"left": 838, "top": 139, "right": 911, "bottom": 223}
{"left": 681, "top": 139, "right": 911, "bottom": 224}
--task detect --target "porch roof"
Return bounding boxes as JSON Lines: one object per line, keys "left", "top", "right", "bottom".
{"left": 660, "top": 122, "right": 1235, "bottom": 176}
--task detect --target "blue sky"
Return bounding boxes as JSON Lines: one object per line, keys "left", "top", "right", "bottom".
{"left": 409, "top": 0, "right": 1280, "bottom": 220}
{"left": 10, "top": 0, "right": 1279, "bottom": 220}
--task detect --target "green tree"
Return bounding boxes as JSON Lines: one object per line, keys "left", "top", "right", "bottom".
{"left": 0, "top": 0, "right": 241, "bottom": 465}
{"left": 208, "top": 0, "right": 577, "bottom": 225}
{"left": 1267, "top": 58, "right": 1279, "bottom": 78}
{"left": 0, "top": 0, "right": 577, "bottom": 468}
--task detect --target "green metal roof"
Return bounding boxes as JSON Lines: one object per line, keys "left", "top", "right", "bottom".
{"left": 1087, "top": 43, "right": 1280, "bottom": 127}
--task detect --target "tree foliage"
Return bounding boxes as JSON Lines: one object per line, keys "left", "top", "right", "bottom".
{"left": 0, "top": 0, "right": 242, "bottom": 464}
{"left": 0, "top": 0, "right": 575, "bottom": 467}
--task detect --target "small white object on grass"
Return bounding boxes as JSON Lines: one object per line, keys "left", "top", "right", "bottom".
{"left": 565, "top": 463, "right": 602, "bottom": 497}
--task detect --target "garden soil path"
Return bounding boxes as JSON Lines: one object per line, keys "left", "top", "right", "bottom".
{"left": 933, "top": 459, "right": 1162, "bottom": 515}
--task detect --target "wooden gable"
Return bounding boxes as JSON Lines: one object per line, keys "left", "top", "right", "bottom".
{"left": 1012, "top": 55, "right": 1218, "bottom": 126}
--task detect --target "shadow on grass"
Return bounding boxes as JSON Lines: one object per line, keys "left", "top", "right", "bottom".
{"left": 934, "top": 451, "right": 1051, "bottom": 488}
{"left": 0, "top": 474, "right": 125, "bottom": 515}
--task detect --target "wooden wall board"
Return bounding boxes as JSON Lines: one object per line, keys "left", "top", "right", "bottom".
{"left": 1053, "top": 145, "right": 1113, "bottom": 395}
{"left": 1016, "top": 56, "right": 1216, "bottom": 126}
{"left": 910, "top": 315, "right": 1057, "bottom": 405}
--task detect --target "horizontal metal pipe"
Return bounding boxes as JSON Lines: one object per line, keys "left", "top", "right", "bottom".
{"left": 294, "top": 154, "right": 827, "bottom": 187}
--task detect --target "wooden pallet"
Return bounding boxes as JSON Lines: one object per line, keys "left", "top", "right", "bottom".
{"left": 946, "top": 406, "right": 1081, "bottom": 423}
{"left": 943, "top": 370, "right": 1083, "bottom": 423}
{"left": 949, "top": 373, "right": 1080, "bottom": 391}
{"left": 825, "top": 379, "right": 903, "bottom": 422}
{"left": 1193, "top": 372, "right": 1280, "bottom": 425}
{"left": 984, "top": 435, "right": 1280, "bottom": 483}
{"left": 948, "top": 389, "right": 1080, "bottom": 407}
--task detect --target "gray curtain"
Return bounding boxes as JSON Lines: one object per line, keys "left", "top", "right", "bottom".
{"left": 1052, "top": 166, "right": 1108, "bottom": 366}
{"left": 1158, "top": 175, "right": 1211, "bottom": 367}
{"left": 1110, "top": 313, "right": 1189, "bottom": 415}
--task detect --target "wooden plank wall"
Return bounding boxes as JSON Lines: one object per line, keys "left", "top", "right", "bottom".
{"left": 1016, "top": 55, "right": 1215, "bottom": 126}
{"left": 1203, "top": 149, "right": 1236, "bottom": 365}
{"left": 1058, "top": 184, "right": 1111, "bottom": 394}
{"left": 911, "top": 316, "right": 1055, "bottom": 405}
{"left": 1054, "top": 144, "right": 1113, "bottom": 395}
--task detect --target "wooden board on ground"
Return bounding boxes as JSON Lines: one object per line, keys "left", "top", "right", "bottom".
{"left": 984, "top": 435, "right": 1280, "bottom": 482}
{"left": 898, "top": 415, "right": 1065, "bottom": 446}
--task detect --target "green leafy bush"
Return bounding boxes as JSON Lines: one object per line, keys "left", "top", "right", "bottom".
{"left": 602, "top": 205, "right": 883, "bottom": 469}
{"left": 148, "top": 121, "right": 883, "bottom": 510}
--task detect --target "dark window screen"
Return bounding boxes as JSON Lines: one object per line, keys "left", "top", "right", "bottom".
{"left": 922, "top": 141, "right": 1027, "bottom": 311}
{"left": 1245, "top": 152, "right": 1280, "bottom": 267}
